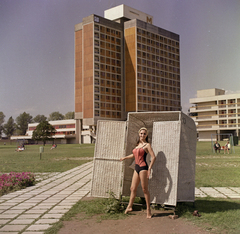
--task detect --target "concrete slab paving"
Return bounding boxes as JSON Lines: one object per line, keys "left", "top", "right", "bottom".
{"left": 0, "top": 220, "right": 10, "bottom": 225}
{"left": 26, "top": 224, "right": 52, "bottom": 231}
{"left": 35, "top": 219, "right": 59, "bottom": 224}
{"left": 2, "top": 210, "right": 25, "bottom": 214}
{"left": 0, "top": 214, "right": 19, "bottom": 219}
{"left": 9, "top": 219, "right": 35, "bottom": 225}
{"left": 41, "top": 213, "right": 63, "bottom": 219}
{"left": 0, "top": 224, "right": 27, "bottom": 232}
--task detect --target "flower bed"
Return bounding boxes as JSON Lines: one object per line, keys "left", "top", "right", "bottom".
{"left": 0, "top": 172, "right": 36, "bottom": 196}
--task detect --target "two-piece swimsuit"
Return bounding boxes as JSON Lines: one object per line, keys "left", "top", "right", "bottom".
{"left": 132, "top": 143, "right": 148, "bottom": 174}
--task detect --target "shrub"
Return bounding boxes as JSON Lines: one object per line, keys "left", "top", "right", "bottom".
{"left": 0, "top": 172, "right": 36, "bottom": 196}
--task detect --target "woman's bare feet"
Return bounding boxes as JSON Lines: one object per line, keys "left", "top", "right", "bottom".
{"left": 124, "top": 207, "right": 132, "bottom": 214}
{"left": 146, "top": 209, "right": 152, "bottom": 219}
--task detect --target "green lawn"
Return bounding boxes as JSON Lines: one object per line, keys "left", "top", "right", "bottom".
{"left": 0, "top": 143, "right": 94, "bottom": 173}
{"left": 195, "top": 141, "right": 240, "bottom": 187}
{"left": 1, "top": 141, "right": 240, "bottom": 188}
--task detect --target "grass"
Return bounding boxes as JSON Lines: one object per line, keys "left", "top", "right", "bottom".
{"left": 177, "top": 197, "right": 240, "bottom": 233}
{"left": 0, "top": 143, "right": 94, "bottom": 173}
{"left": 195, "top": 141, "right": 240, "bottom": 187}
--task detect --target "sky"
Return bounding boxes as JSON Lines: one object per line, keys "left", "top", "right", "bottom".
{"left": 0, "top": 0, "right": 240, "bottom": 122}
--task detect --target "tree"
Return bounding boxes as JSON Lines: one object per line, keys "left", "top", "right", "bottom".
{"left": 33, "top": 114, "right": 47, "bottom": 123}
{"left": 32, "top": 121, "right": 56, "bottom": 145}
{"left": 48, "top": 111, "right": 64, "bottom": 121}
{"left": 3, "top": 116, "right": 15, "bottom": 138}
{"left": 65, "top": 111, "right": 75, "bottom": 119}
{"left": 16, "top": 112, "right": 33, "bottom": 135}
{"left": 0, "top": 111, "right": 5, "bottom": 138}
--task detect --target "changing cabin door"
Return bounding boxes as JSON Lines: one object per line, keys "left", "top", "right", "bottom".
{"left": 149, "top": 121, "right": 181, "bottom": 206}
{"left": 90, "top": 121, "right": 126, "bottom": 199}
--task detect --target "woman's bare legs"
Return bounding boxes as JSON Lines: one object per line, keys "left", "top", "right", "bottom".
{"left": 139, "top": 170, "right": 152, "bottom": 218}
{"left": 125, "top": 171, "right": 140, "bottom": 214}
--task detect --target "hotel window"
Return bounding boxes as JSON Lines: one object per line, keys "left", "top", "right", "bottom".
{"left": 100, "top": 26, "right": 105, "bottom": 32}
{"left": 116, "top": 31, "right": 121, "bottom": 37}
{"left": 94, "top": 40, "right": 99, "bottom": 46}
{"left": 95, "top": 63, "right": 99, "bottom": 69}
{"left": 95, "top": 110, "right": 100, "bottom": 116}
{"left": 95, "top": 79, "right": 99, "bottom": 85}
{"left": 95, "top": 103, "right": 100, "bottom": 108}
{"left": 95, "top": 71, "right": 99, "bottom": 77}
{"left": 94, "top": 33, "right": 99, "bottom": 39}
{"left": 94, "top": 25, "right": 99, "bottom": 31}
{"left": 95, "top": 48, "right": 100, "bottom": 54}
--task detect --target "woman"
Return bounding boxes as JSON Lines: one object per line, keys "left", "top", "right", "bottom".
{"left": 224, "top": 141, "right": 230, "bottom": 154}
{"left": 120, "top": 127, "right": 156, "bottom": 218}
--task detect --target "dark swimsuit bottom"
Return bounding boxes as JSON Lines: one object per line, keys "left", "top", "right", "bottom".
{"left": 132, "top": 144, "right": 148, "bottom": 174}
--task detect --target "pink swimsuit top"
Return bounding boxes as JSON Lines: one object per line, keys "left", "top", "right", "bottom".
{"left": 132, "top": 145, "right": 147, "bottom": 167}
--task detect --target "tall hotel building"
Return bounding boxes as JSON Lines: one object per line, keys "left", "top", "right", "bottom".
{"left": 190, "top": 88, "right": 240, "bottom": 141}
{"left": 75, "top": 5, "right": 181, "bottom": 143}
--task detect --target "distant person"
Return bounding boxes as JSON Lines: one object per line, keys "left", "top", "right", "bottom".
{"left": 224, "top": 141, "right": 230, "bottom": 154}
{"left": 214, "top": 141, "right": 221, "bottom": 153}
{"left": 15, "top": 146, "right": 25, "bottom": 152}
{"left": 51, "top": 144, "right": 57, "bottom": 150}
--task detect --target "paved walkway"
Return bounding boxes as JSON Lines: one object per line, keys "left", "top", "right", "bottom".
{"left": 0, "top": 162, "right": 93, "bottom": 234}
{"left": 1, "top": 161, "right": 240, "bottom": 234}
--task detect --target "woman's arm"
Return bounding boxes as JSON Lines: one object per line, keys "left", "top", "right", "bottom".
{"left": 146, "top": 144, "right": 156, "bottom": 178}
{"left": 120, "top": 154, "right": 134, "bottom": 161}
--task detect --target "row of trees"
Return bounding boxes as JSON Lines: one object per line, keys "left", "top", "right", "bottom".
{"left": 0, "top": 111, "right": 74, "bottom": 138}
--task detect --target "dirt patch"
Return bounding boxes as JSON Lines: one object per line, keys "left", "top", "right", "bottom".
{"left": 58, "top": 201, "right": 209, "bottom": 234}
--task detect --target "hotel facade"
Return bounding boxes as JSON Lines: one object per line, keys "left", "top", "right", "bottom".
{"left": 189, "top": 88, "right": 240, "bottom": 141}
{"left": 75, "top": 5, "right": 181, "bottom": 143}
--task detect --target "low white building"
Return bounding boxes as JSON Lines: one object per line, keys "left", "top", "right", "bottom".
{"left": 11, "top": 119, "right": 94, "bottom": 144}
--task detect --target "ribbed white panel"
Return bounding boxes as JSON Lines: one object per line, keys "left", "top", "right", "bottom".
{"left": 90, "top": 121, "right": 126, "bottom": 198}
{"left": 177, "top": 112, "right": 196, "bottom": 202}
{"left": 149, "top": 121, "right": 180, "bottom": 206}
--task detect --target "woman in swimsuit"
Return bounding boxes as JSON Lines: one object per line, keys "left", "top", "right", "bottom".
{"left": 120, "top": 127, "right": 156, "bottom": 218}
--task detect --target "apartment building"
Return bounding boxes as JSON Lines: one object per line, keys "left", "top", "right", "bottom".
{"left": 189, "top": 88, "right": 240, "bottom": 141}
{"left": 75, "top": 5, "right": 181, "bottom": 143}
